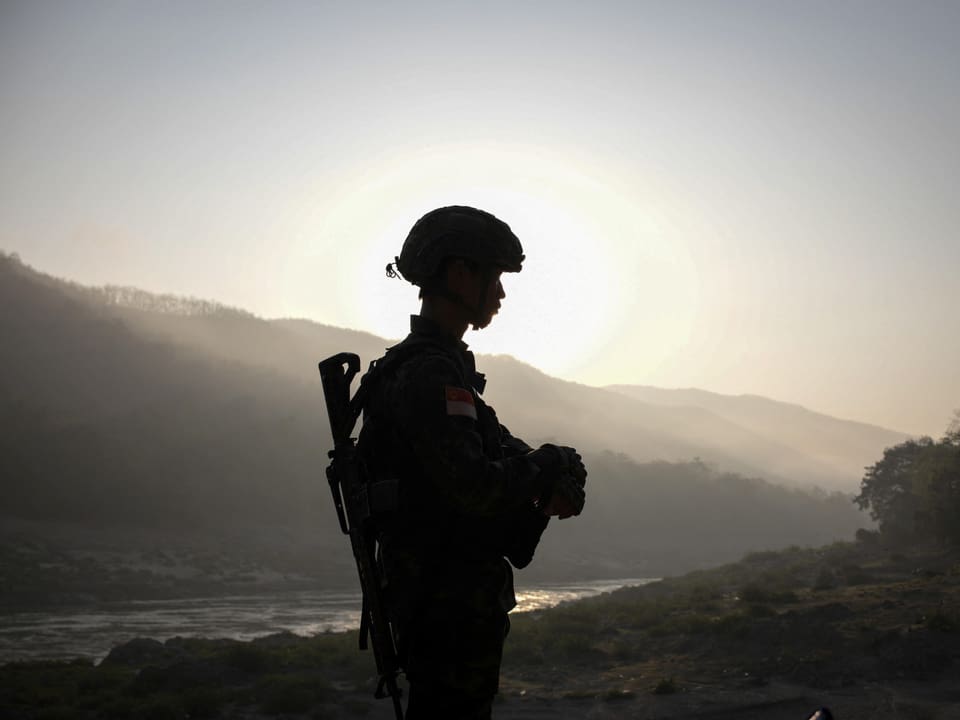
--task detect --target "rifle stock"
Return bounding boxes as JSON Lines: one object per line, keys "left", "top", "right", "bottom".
{"left": 318, "top": 352, "right": 404, "bottom": 719}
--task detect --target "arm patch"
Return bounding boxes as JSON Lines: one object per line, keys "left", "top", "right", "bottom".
{"left": 445, "top": 385, "right": 477, "bottom": 420}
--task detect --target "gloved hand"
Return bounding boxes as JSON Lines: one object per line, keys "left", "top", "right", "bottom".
{"left": 541, "top": 474, "right": 585, "bottom": 519}
{"left": 527, "top": 444, "right": 588, "bottom": 519}
{"left": 559, "top": 446, "right": 587, "bottom": 488}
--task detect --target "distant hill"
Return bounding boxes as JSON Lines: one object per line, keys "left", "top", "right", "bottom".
{"left": 476, "top": 357, "right": 881, "bottom": 492}
{"left": 606, "top": 385, "right": 909, "bottom": 492}
{"left": 0, "top": 253, "right": 327, "bottom": 533}
{"left": 0, "top": 252, "right": 874, "bottom": 584}
{"left": 41, "top": 262, "right": 909, "bottom": 492}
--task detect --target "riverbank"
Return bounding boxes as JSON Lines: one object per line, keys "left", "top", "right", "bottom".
{"left": 0, "top": 579, "right": 653, "bottom": 664}
{"left": 2, "top": 539, "right": 958, "bottom": 719}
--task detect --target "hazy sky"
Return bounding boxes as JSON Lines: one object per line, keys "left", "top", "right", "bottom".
{"left": 2, "top": 1, "right": 957, "bottom": 437}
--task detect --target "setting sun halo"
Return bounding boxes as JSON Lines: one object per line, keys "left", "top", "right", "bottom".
{"left": 299, "top": 143, "right": 698, "bottom": 385}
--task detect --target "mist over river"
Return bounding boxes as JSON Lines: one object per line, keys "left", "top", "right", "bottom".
{"left": 0, "top": 578, "right": 654, "bottom": 663}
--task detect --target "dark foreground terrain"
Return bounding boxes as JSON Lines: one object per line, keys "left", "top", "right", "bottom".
{"left": 2, "top": 539, "right": 958, "bottom": 719}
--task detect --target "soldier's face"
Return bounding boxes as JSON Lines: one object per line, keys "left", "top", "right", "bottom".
{"left": 472, "top": 269, "right": 504, "bottom": 329}
{"left": 447, "top": 260, "right": 505, "bottom": 329}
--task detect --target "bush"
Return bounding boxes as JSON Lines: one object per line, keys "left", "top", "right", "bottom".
{"left": 652, "top": 677, "right": 677, "bottom": 694}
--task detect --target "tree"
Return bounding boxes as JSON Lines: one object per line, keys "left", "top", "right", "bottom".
{"left": 854, "top": 437, "right": 932, "bottom": 544}
{"left": 946, "top": 409, "right": 960, "bottom": 444}
{"left": 854, "top": 413, "right": 960, "bottom": 546}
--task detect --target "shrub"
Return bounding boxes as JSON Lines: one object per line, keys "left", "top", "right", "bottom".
{"left": 652, "top": 677, "right": 677, "bottom": 694}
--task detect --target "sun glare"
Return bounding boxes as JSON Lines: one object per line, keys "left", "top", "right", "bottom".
{"left": 297, "top": 144, "right": 698, "bottom": 384}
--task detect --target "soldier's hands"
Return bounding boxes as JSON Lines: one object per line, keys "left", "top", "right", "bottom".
{"left": 527, "top": 444, "right": 588, "bottom": 519}
{"left": 558, "top": 446, "right": 587, "bottom": 488}
{"left": 541, "top": 474, "right": 586, "bottom": 519}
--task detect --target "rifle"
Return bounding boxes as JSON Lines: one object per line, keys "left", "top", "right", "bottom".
{"left": 319, "top": 352, "right": 403, "bottom": 720}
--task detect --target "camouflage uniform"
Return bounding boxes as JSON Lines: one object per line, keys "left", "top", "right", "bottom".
{"left": 358, "top": 314, "right": 549, "bottom": 719}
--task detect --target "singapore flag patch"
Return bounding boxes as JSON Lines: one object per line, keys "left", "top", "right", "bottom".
{"left": 445, "top": 385, "right": 477, "bottom": 420}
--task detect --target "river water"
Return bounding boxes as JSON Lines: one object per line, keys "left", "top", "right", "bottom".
{"left": 0, "top": 578, "right": 654, "bottom": 663}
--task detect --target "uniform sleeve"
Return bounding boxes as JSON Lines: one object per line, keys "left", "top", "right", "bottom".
{"left": 476, "top": 396, "right": 533, "bottom": 457}
{"left": 495, "top": 416, "right": 550, "bottom": 568}
{"left": 393, "top": 353, "right": 543, "bottom": 517}
{"left": 503, "top": 506, "right": 550, "bottom": 569}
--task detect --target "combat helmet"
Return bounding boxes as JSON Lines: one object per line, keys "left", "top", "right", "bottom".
{"left": 390, "top": 206, "right": 524, "bottom": 286}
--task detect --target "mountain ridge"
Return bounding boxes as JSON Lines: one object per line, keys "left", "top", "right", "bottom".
{"left": 1, "top": 250, "right": 909, "bottom": 491}
{"left": 607, "top": 383, "right": 906, "bottom": 439}
{"left": 606, "top": 383, "right": 908, "bottom": 487}
{"left": 0, "top": 251, "right": 873, "bottom": 583}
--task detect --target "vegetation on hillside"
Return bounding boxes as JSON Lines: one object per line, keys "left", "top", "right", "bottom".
{"left": 854, "top": 412, "right": 960, "bottom": 547}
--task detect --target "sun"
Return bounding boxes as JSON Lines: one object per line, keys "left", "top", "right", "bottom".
{"left": 294, "top": 143, "right": 698, "bottom": 385}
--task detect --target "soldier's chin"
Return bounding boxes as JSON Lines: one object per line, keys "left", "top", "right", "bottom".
{"left": 472, "top": 313, "right": 495, "bottom": 330}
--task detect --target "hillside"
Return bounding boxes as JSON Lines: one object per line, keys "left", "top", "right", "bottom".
{"left": 608, "top": 385, "right": 909, "bottom": 492}
{"left": 1, "top": 252, "right": 872, "bottom": 592}
{"left": 28, "top": 256, "right": 910, "bottom": 491}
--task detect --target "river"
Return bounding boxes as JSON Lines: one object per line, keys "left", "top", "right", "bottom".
{"left": 0, "top": 577, "right": 655, "bottom": 663}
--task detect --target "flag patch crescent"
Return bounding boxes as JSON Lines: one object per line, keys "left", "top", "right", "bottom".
{"left": 445, "top": 385, "right": 477, "bottom": 419}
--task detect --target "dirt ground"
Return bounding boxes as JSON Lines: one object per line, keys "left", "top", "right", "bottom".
{"left": 340, "top": 676, "right": 960, "bottom": 720}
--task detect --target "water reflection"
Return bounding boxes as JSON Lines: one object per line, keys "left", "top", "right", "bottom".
{"left": 0, "top": 578, "right": 655, "bottom": 663}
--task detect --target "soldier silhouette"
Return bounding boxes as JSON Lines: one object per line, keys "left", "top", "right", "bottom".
{"left": 356, "top": 206, "right": 587, "bottom": 719}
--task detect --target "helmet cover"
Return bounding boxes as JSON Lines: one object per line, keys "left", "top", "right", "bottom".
{"left": 395, "top": 206, "right": 524, "bottom": 286}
